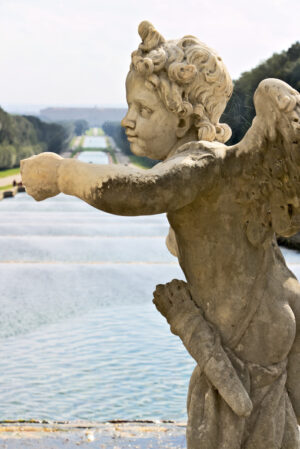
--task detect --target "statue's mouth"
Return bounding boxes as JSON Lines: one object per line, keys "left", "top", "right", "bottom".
{"left": 126, "top": 135, "right": 138, "bottom": 142}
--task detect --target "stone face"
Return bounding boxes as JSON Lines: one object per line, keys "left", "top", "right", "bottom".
{"left": 21, "top": 21, "right": 300, "bottom": 449}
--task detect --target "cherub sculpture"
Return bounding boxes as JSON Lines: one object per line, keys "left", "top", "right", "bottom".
{"left": 21, "top": 21, "right": 300, "bottom": 449}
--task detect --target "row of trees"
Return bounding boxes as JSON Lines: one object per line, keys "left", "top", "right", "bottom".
{"left": 104, "top": 41, "right": 299, "bottom": 165}
{"left": 0, "top": 107, "right": 90, "bottom": 169}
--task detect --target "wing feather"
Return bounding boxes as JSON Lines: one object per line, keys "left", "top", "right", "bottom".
{"left": 231, "top": 78, "right": 300, "bottom": 238}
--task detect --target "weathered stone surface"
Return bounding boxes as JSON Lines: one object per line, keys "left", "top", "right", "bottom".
{"left": 21, "top": 21, "right": 300, "bottom": 449}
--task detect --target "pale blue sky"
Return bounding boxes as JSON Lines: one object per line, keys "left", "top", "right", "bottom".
{"left": 0, "top": 0, "right": 299, "bottom": 109}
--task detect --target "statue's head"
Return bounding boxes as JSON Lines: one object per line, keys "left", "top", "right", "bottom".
{"left": 122, "top": 21, "right": 233, "bottom": 160}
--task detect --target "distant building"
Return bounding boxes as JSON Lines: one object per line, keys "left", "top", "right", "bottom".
{"left": 39, "top": 107, "right": 127, "bottom": 126}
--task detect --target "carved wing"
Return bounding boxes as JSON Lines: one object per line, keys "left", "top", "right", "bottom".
{"left": 230, "top": 78, "right": 300, "bottom": 240}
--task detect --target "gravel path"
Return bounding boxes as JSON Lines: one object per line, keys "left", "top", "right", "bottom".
{"left": 0, "top": 174, "right": 21, "bottom": 187}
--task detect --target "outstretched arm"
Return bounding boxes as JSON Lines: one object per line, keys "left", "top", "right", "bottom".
{"left": 21, "top": 148, "right": 216, "bottom": 216}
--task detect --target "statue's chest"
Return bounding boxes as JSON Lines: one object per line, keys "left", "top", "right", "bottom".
{"left": 235, "top": 293, "right": 296, "bottom": 365}
{"left": 200, "top": 293, "right": 249, "bottom": 343}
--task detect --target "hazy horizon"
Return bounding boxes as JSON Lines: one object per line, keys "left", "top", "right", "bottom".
{"left": 1, "top": 103, "right": 128, "bottom": 115}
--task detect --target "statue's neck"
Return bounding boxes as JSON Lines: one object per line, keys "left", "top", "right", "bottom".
{"left": 164, "top": 129, "right": 199, "bottom": 160}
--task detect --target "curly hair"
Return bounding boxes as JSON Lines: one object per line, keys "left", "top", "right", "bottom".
{"left": 130, "top": 21, "right": 233, "bottom": 143}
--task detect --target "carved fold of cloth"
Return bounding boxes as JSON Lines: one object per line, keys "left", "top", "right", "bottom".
{"left": 187, "top": 351, "right": 299, "bottom": 449}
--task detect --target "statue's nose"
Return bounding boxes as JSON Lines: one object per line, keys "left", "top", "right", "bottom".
{"left": 121, "top": 107, "right": 136, "bottom": 129}
{"left": 121, "top": 117, "right": 135, "bottom": 129}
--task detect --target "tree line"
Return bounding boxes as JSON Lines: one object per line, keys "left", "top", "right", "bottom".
{"left": 223, "top": 41, "right": 300, "bottom": 144}
{"left": 0, "top": 109, "right": 90, "bottom": 170}
{"left": 0, "top": 109, "right": 68, "bottom": 169}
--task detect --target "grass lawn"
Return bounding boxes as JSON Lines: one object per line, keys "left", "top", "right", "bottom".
{"left": 0, "top": 167, "right": 20, "bottom": 178}
{"left": 0, "top": 184, "right": 13, "bottom": 191}
{"left": 85, "top": 128, "right": 105, "bottom": 136}
{"left": 70, "top": 136, "right": 77, "bottom": 148}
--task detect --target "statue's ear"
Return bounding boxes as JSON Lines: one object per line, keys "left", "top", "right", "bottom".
{"left": 176, "top": 116, "right": 192, "bottom": 138}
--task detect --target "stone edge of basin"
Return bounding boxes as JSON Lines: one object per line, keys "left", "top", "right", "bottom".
{"left": 0, "top": 419, "right": 187, "bottom": 444}
{"left": 0, "top": 186, "right": 25, "bottom": 200}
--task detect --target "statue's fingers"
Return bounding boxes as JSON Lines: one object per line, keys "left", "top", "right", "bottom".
{"left": 168, "top": 279, "right": 186, "bottom": 290}
{"left": 152, "top": 297, "right": 169, "bottom": 318}
{"left": 153, "top": 293, "right": 174, "bottom": 322}
{"left": 152, "top": 293, "right": 171, "bottom": 310}
{"left": 180, "top": 287, "right": 193, "bottom": 304}
{"left": 20, "top": 161, "right": 29, "bottom": 183}
{"left": 153, "top": 284, "right": 166, "bottom": 296}
{"left": 153, "top": 284, "right": 173, "bottom": 305}
{"left": 163, "top": 280, "right": 180, "bottom": 305}
{"left": 170, "top": 283, "right": 195, "bottom": 310}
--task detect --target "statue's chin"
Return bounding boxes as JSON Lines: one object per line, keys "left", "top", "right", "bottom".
{"left": 130, "top": 142, "right": 153, "bottom": 159}
{"left": 130, "top": 140, "right": 167, "bottom": 161}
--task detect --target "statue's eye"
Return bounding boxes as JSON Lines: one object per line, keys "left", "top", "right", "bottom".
{"left": 139, "top": 104, "right": 153, "bottom": 118}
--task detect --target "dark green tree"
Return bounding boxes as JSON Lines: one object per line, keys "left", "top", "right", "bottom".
{"left": 222, "top": 41, "right": 300, "bottom": 144}
{"left": 74, "top": 119, "right": 89, "bottom": 136}
{"left": 0, "top": 107, "right": 73, "bottom": 169}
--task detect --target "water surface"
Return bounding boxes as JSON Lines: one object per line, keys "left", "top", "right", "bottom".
{"left": 83, "top": 136, "right": 107, "bottom": 149}
{"left": 77, "top": 150, "right": 109, "bottom": 164}
{"left": 0, "top": 193, "right": 190, "bottom": 422}
{"left": 0, "top": 192, "right": 299, "bottom": 422}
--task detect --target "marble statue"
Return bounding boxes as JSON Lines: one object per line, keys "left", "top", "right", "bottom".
{"left": 21, "top": 21, "right": 300, "bottom": 449}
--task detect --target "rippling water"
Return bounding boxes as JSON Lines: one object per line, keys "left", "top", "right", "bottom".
{"left": 0, "top": 190, "right": 299, "bottom": 422}
{"left": 0, "top": 192, "right": 192, "bottom": 422}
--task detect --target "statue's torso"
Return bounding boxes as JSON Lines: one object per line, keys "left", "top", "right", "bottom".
{"left": 167, "top": 185, "right": 297, "bottom": 366}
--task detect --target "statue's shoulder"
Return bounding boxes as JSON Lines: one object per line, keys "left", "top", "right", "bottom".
{"left": 149, "top": 140, "right": 229, "bottom": 180}
{"left": 176, "top": 140, "right": 227, "bottom": 158}
{"left": 150, "top": 141, "right": 229, "bottom": 184}
{"left": 167, "top": 140, "right": 228, "bottom": 167}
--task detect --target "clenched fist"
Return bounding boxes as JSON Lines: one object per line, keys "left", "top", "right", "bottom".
{"left": 21, "top": 152, "right": 63, "bottom": 201}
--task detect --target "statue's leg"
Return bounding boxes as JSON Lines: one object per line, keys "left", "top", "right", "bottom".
{"left": 281, "top": 391, "right": 300, "bottom": 449}
{"left": 186, "top": 365, "right": 245, "bottom": 449}
{"left": 242, "top": 362, "right": 299, "bottom": 449}
{"left": 186, "top": 358, "right": 300, "bottom": 449}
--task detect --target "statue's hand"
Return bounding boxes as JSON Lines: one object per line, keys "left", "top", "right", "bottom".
{"left": 153, "top": 279, "right": 198, "bottom": 332}
{"left": 21, "top": 152, "right": 63, "bottom": 201}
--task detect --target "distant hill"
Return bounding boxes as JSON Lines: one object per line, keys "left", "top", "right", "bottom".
{"left": 0, "top": 107, "right": 71, "bottom": 169}
{"left": 40, "top": 107, "right": 127, "bottom": 127}
{"left": 222, "top": 41, "right": 300, "bottom": 144}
